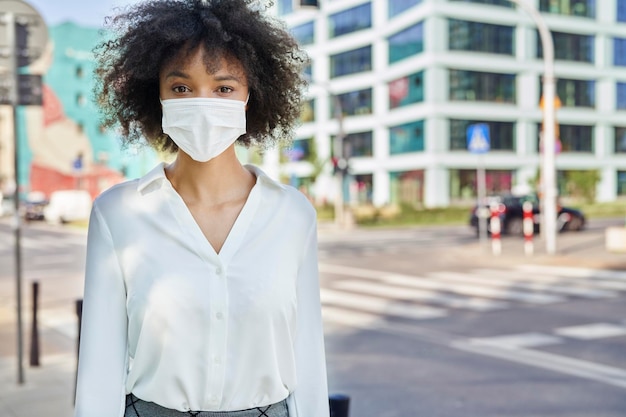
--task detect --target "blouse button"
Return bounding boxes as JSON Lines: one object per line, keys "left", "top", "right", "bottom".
{"left": 216, "top": 267, "right": 223, "bottom": 275}
{"left": 182, "top": 402, "right": 189, "bottom": 410}
{"left": 216, "top": 312, "right": 224, "bottom": 320}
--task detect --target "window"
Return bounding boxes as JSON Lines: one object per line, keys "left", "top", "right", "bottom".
{"left": 539, "top": 0, "right": 595, "bottom": 18}
{"left": 388, "top": 0, "right": 422, "bottom": 17}
{"left": 389, "top": 120, "right": 424, "bottom": 154}
{"left": 538, "top": 31, "right": 593, "bottom": 63}
{"left": 614, "top": 38, "right": 626, "bottom": 66}
{"left": 354, "top": 174, "right": 373, "bottom": 204}
{"left": 614, "top": 127, "right": 626, "bottom": 153}
{"left": 388, "top": 22, "right": 424, "bottom": 64}
{"left": 449, "top": 19, "right": 514, "bottom": 55}
{"left": 617, "top": 171, "right": 626, "bottom": 196}
{"left": 553, "top": 78, "right": 595, "bottom": 107}
{"left": 330, "top": 45, "right": 372, "bottom": 78}
{"left": 390, "top": 170, "right": 424, "bottom": 207}
{"left": 292, "top": 22, "right": 315, "bottom": 45}
{"left": 389, "top": 72, "right": 423, "bottom": 109}
{"left": 284, "top": 138, "right": 312, "bottom": 162}
{"left": 333, "top": 131, "right": 373, "bottom": 157}
{"left": 550, "top": 124, "right": 593, "bottom": 152}
{"left": 449, "top": 70, "right": 515, "bottom": 103}
{"left": 449, "top": 0, "right": 513, "bottom": 7}
{"left": 618, "top": 83, "right": 626, "bottom": 109}
{"left": 329, "top": 3, "right": 371, "bottom": 38}
{"left": 277, "top": 0, "right": 293, "bottom": 15}
{"left": 332, "top": 88, "right": 372, "bottom": 116}
{"left": 300, "top": 99, "right": 315, "bottom": 123}
{"left": 450, "top": 119, "right": 515, "bottom": 151}
{"left": 619, "top": 0, "right": 626, "bottom": 22}
{"left": 449, "top": 169, "right": 514, "bottom": 202}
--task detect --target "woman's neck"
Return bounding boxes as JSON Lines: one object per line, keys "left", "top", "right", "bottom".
{"left": 164, "top": 147, "right": 255, "bottom": 206}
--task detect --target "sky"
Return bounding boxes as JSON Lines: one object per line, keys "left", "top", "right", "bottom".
{"left": 26, "top": 0, "right": 142, "bottom": 28}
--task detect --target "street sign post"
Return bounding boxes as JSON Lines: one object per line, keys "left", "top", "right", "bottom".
{"left": 468, "top": 123, "right": 490, "bottom": 247}
{"left": 0, "top": 0, "right": 48, "bottom": 385}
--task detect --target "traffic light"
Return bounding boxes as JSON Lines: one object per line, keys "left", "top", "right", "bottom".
{"left": 15, "top": 22, "right": 30, "bottom": 67}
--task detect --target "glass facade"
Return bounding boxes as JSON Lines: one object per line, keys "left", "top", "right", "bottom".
{"left": 345, "top": 131, "right": 373, "bottom": 157}
{"left": 538, "top": 31, "right": 594, "bottom": 63}
{"left": 619, "top": 0, "right": 626, "bottom": 22}
{"left": 449, "top": 70, "right": 515, "bottom": 103}
{"left": 328, "top": 3, "right": 371, "bottom": 38}
{"left": 277, "top": 0, "right": 293, "bottom": 16}
{"left": 618, "top": 171, "right": 626, "bottom": 196}
{"left": 300, "top": 99, "right": 315, "bottom": 123}
{"left": 617, "top": 82, "right": 626, "bottom": 109}
{"left": 614, "top": 38, "right": 626, "bottom": 66}
{"left": 615, "top": 127, "right": 626, "bottom": 153}
{"left": 354, "top": 174, "right": 374, "bottom": 204}
{"left": 558, "top": 124, "right": 594, "bottom": 152}
{"left": 389, "top": 120, "right": 424, "bottom": 154}
{"left": 449, "top": 120, "right": 515, "bottom": 151}
{"left": 539, "top": 0, "right": 595, "bottom": 18}
{"left": 390, "top": 170, "right": 424, "bottom": 206}
{"left": 333, "top": 88, "right": 373, "bottom": 117}
{"left": 330, "top": 45, "right": 372, "bottom": 78}
{"left": 449, "top": 19, "right": 514, "bottom": 55}
{"left": 449, "top": 169, "right": 514, "bottom": 202}
{"left": 284, "top": 138, "right": 312, "bottom": 162}
{"left": 388, "top": 0, "right": 422, "bottom": 18}
{"left": 292, "top": 22, "right": 315, "bottom": 45}
{"left": 556, "top": 78, "right": 595, "bottom": 107}
{"left": 389, "top": 72, "right": 424, "bottom": 109}
{"left": 449, "top": 0, "right": 513, "bottom": 7}
{"left": 388, "top": 22, "right": 424, "bottom": 64}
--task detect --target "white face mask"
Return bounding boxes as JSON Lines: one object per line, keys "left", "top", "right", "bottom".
{"left": 161, "top": 97, "right": 247, "bottom": 162}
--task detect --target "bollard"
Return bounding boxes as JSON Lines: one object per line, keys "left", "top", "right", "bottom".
{"left": 329, "top": 394, "right": 350, "bottom": 417}
{"left": 29, "top": 281, "right": 40, "bottom": 367}
{"left": 490, "top": 203, "right": 501, "bottom": 256}
{"left": 74, "top": 299, "right": 83, "bottom": 404}
{"left": 522, "top": 201, "right": 534, "bottom": 256}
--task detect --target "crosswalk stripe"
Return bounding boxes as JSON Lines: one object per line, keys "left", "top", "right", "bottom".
{"left": 321, "top": 263, "right": 565, "bottom": 305}
{"left": 333, "top": 280, "right": 508, "bottom": 311}
{"left": 320, "top": 288, "right": 447, "bottom": 320}
{"left": 474, "top": 268, "right": 626, "bottom": 291}
{"left": 322, "top": 306, "right": 383, "bottom": 327}
{"left": 516, "top": 264, "right": 626, "bottom": 281}
{"left": 428, "top": 271, "right": 617, "bottom": 299}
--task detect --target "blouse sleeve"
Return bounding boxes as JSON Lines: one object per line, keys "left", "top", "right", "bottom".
{"left": 74, "top": 204, "right": 128, "bottom": 417}
{"left": 287, "top": 219, "right": 330, "bottom": 417}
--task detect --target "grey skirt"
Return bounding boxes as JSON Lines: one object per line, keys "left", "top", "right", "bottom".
{"left": 125, "top": 394, "right": 289, "bottom": 417}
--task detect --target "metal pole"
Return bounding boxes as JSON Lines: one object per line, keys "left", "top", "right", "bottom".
{"left": 477, "top": 157, "right": 488, "bottom": 247}
{"left": 332, "top": 94, "right": 345, "bottom": 228}
{"left": 29, "top": 281, "right": 39, "bottom": 367}
{"left": 508, "top": 0, "right": 557, "bottom": 255}
{"left": 6, "top": 11, "right": 25, "bottom": 384}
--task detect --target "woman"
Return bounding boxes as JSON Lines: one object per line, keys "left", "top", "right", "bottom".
{"left": 74, "top": 1, "right": 329, "bottom": 416}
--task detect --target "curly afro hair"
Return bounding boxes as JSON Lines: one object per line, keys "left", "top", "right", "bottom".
{"left": 94, "top": 0, "right": 309, "bottom": 153}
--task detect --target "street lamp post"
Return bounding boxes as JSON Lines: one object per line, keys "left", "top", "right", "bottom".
{"left": 508, "top": 0, "right": 557, "bottom": 255}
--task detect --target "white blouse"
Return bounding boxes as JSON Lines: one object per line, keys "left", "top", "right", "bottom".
{"left": 74, "top": 163, "right": 329, "bottom": 417}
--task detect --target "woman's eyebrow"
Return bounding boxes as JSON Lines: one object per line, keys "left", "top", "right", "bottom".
{"left": 163, "top": 70, "right": 189, "bottom": 79}
{"left": 213, "top": 74, "right": 243, "bottom": 83}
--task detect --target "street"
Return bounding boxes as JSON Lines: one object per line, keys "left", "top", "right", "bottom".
{"left": 0, "top": 218, "right": 625, "bottom": 416}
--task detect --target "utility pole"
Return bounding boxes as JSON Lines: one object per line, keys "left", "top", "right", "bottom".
{"left": 508, "top": 0, "right": 557, "bottom": 255}
{"left": 0, "top": 0, "right": 48, "bottom": 384}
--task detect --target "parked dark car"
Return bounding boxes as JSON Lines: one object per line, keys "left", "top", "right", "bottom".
{"left": 469, "top": 193, "right": 586, "bottom": 236}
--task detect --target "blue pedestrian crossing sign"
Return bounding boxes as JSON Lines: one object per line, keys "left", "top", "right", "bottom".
{"left": 467, "top": 123, "right": 490, "bottom": 154}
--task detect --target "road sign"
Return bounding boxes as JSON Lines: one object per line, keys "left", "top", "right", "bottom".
{"left": 0, "top": 0, "right": 48, "bottom": 70}
{"left": 467, "top": 123, "right": 490, "bottom": 154}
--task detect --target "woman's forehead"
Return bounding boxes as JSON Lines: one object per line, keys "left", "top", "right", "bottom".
{"left": 161, "top": 46, "right": 246, "bottom": 78}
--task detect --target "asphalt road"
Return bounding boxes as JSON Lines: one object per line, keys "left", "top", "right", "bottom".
{"left": 1, "top": 217, "right": 625, "bottom": 417}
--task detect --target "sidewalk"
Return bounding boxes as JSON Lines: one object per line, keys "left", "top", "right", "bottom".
{"left": 0, "top": 220, "right": 624, "bottom": 417}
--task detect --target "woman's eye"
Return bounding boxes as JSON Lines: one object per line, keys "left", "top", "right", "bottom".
{"left": 172, "top": 86, "right": 190, "bottom": 93}
{"left": 218, "top": 86, "right": 233, "bottom": 94}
